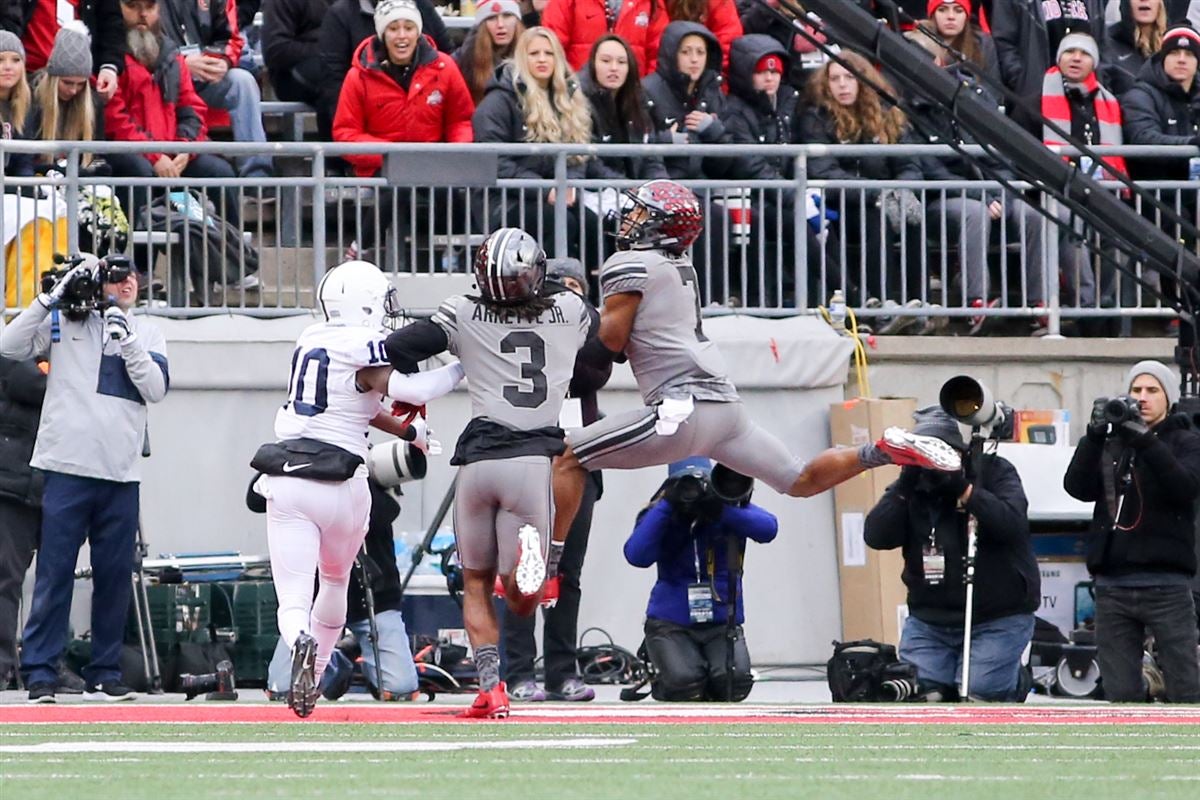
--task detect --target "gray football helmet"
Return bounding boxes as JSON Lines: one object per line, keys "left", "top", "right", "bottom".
{"left": 473, "top": 228, "right": 546, "bottom": 304}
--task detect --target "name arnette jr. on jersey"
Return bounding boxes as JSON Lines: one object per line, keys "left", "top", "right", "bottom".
{"left": 470, "top": 303, "right": 570, "bottom": 326}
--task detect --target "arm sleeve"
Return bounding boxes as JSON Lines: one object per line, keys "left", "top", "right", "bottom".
{"left": 1137, "top": 430, "right": 1200, "bottom": 506}
{"left": 722, "top": 503, "right": 778, "bottom": 544}
{"left": 540, "top": 0, "right": 573, "bottom": 56}
{"left": 989, "top": 0, "right": 1024, "bottom": 90}
{"left": 263, "top": 0, "right": 314, "bottom": 72}
{"left": 93, "top": 0, "right": 126, "bottom": 75}
{"left": 120, "top": 323, "right": 169, "bottom": 404}
{"left": 1063, "top": 436, "right": 1105, "bottom": 502}
{"left": 212, "top": 0, "right": 244, "bottom": 65}
{"left": 598, "top": 259, "right": 649, "bottom": 298}
{"left": 707, "top": 0, "right": 743, "bottom": 74}
{"left": 443, "top": 64, "right": 476, "bottom": 142}
{"left": 623, "top": 500, "right": 673, "bottom": 567}
{"left": 174, "top": 60, "right": 209, "bottom": 142}
{"left": 1122, "top": 88, "right": 1195, "bottom": 145}
{"left": 472, "top": 91, "right": 542, "bottom": 179}
{"left": 383, "top": 318, "right": 451, "bottom": 373}
{"left": 103, "top": 79, "right": 164, "bottom": 165}
{"left": 1, "top": 358, "right": 47, "bottom": 406}
{"left": 863, "top": 480, "right": 914, "bottom": 550}
{"left": 386, "top": 362, "right": 465, "bottom": 404}
{"left": 332, "top": 70, "right": 387, "bottom": 174}
{"left": 417, "top": 0, "right": 453, "bottom": 52}
{"left": 0, "top": 302, "right": 52, "bottom": 360}
{"left": 965, "top": 457, "right": 1030, "bottom": 546}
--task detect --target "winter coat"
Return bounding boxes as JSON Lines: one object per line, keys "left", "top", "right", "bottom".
{"left": 677, "top": 0, "right": 744, "bottom": 75}
{"left": 1064, "top": 412, "right": 1200, "bottom": 578}
{"left": 333, "top": 36, "right": 474, "bottom": 177}
{"left": 1121, "top": 56, "right": 1200, "bottom": 181}
{"left": 721, "top": 34, "right": 799, "bottom": 190}
{"left": 865, "top": 457, "right": 1041, "bottom": 627}
{"left": 105, "top": 40, "right": 209, "bottom": 166}
{"left": 641, "top": 20, "right": 732, "bottom": 180}
{"left": 471, "top": 64, "right": 589, "bottom": 180}
{"left": 798, "top": 105, "right": 925, "bottom": 185}
{"left": 541, "top": 0, "right": 668, "bottom": 76}
{"left": 453, "top": 24, "right": 515, "bottom": 105}
{"left": 1104, "top": 0, "right": 1154, "bottom": 97}
{"left": 263, "top": 0, "right": 333, "bottom": 75}
{"left": 318, "top": 0, "right": 452, "bottom": 124}
{"left": 624, "top": 498, "right": 778, "bottom": 626}
{"left": 578, "top": 70, "right": 668, "bottom": 181}
{"left": 735, "top": 0, "right": 816, "bottom": 89}
{"left": 159, "top": 0, "right": 244, "bottom": 66}
{"left": 0, "top": 356, "right": 46, "bottom": 508}
{"left": 991, "top": 0, "right": 1106, "bottom": 133}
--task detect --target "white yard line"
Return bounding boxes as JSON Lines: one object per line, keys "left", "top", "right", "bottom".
{"left": 0, "top": 737, "right": 638, "bottom": 754}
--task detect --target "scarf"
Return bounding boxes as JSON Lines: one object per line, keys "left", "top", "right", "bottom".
{"left": 1041, "top": 67, "right": 1127, "bottom": 180}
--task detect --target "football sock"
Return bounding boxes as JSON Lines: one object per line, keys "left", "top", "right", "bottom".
{"left": 475, "top": 644, "right": 500, "bottom": 691}
{"left": 857, "top": 442, "right": 892, "bottom": 468}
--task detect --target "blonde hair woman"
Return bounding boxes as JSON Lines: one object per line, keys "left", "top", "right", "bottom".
{"left": 1105, "top": 0, "right": 1169, "bottom": 94}
{"left": 29, "top": 21, "right": 100, "bottom": 169}
{"left": 473, "top": 27, "right": 598, "bottom": 259}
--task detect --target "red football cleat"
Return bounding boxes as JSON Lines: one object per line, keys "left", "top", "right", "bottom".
{"left": 460, "top": 682, "right": 510, "bottom": 719}
{"left": 876, "top": 427, "right": 962, "bottom": 472}
{"left": 540, "top": 575, "right": 560, "bottom": 609}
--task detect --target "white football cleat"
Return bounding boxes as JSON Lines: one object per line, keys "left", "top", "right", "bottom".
{"left": 514, "top": 524, "right": 546, "bottom": 597}
{"left": 878, "top": 427, "right": 963, "bottom": 472}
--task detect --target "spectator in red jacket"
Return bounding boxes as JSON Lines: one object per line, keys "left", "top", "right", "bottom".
{"left": 541, "top": 0, "right": 668, "bottom": 76}
{"left": 333, "top": 0, "right": 474, "bottom": 261}
{"left": 665, "top": 0, "right": 742, "bottom": 74}
{"left": 104, "top": 0, "right": 238, "bottom": 226}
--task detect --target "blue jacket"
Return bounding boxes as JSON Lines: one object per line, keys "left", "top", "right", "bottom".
{"left": 624, "top": 498, "right": 778, "bottom": 626}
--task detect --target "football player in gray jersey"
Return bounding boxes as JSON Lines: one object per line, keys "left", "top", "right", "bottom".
{"left": 552, "top": 179, "right": 964, "bottom": 544}
{"left": 383, "top": 228, "right": 594, "bottom": 719}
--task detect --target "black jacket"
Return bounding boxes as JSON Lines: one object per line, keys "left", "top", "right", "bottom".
{"left": 865, "top": 456, "right": 1041, "bottom": 626}
{"left": 0, "top": 356, "right": 46, "bottom": 507}
{"left": 318, "top": 0, "right": 451, "bottom": 126}
{"left": 158, "top": 0, "right": 240, "bottom": 63}
{"left": 1064, "top": 412, "right": 1200, "bottom": 578}
{"left": 991, "top": 0, "right": 1106, "bottom": 133}
{"left": 578, "top": 71, "right": 668, "bottom": 182}
{"left": 1121, "top": 56, "right": 1200, "bottom": 182}
{"left": 471, "top": 65, "right": 588, "bottom": 180}
{"left": 722, "top": 34, "right": 799, "bottom": 191}
{"left": 734, "top": 0, "right": 812, "bottom": 90}
{"left": 263, "top": 0, "right": 332, "bottom": 75}
{"left": 641, "top": 21, "right": 733, "bottom": 180}
{"left": 798, "top": 106, "right": 925, "bottom": 185}
{"left": 1104, "top": 0, "right": 1152, "bottom": 97}
{"left": 18, "top": 0, "right": 124, "bottom": 75}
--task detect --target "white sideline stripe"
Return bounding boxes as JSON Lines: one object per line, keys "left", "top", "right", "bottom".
{"left": 0, "top": 737, "right": 637, "bottom": 755}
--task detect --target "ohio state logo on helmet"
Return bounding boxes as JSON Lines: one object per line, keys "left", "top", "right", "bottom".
{"left": 616, "top": 180, "right": 703, "bottom": 255}
{"left": 473, "top": 227, "right": 547, "bottom": 304}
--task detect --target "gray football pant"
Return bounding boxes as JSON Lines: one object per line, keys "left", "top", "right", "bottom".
{"left": 453, "top": 455, "right": 552, "bottom": 573}
{"left": 568, "top": 400, "right": 805, "bottom": 494}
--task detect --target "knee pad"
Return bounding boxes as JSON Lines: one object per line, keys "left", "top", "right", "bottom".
{"left": 651, "top": 674, "right": 707, "bottom": 702}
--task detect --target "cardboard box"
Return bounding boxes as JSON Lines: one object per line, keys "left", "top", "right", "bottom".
{"left": 829, "top": 397, "right": 917, "bottom": 646}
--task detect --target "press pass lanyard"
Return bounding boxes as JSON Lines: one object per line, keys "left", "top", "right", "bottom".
{"left": 688, "top": 526, "right": 716, "bottom": 623}
{"left": 922, "top": 508, "right": 947, "bottom": 586}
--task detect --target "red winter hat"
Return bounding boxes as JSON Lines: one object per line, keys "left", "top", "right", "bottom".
{"left": 755, "top": 54, "right": 784, "bottom": 73}
{"left": 927, "top": 0, "right": 971, "bottom": 17}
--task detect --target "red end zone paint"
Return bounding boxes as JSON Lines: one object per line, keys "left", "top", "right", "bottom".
{"left": 2, "top": 704, "right": 1200, "bottom": 725}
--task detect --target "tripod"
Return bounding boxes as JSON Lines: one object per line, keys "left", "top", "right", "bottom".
{"left": 128, "top": 519, "right": 163, "bottom": 693}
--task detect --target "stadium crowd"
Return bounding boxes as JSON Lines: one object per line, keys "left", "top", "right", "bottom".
{"left": 2, "top": 0, "right": 1200, "bottom": 328}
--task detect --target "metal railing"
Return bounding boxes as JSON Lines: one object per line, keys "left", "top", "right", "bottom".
{"left": 1, "top": 140, "right": 1194, "bottom": 334}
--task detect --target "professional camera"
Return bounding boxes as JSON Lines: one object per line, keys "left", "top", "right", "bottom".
{"left": 664, "top": 465, "right": 717, "bottom": 519}
{"left": 40, "top": 253, "right": 135, "bottom": 320}
{"left": 1103, "top": 395, "right": 1141, "bottom": 426}
{"left": 179, "top": 659, "right": 237, "bottom": 701}
{"left": 939, "top": 375, "right": 1014, "bottom": 440}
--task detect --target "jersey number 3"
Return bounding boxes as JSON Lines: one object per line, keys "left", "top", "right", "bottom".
{"left": 500, "top": 331, "right": 548, "bottom": 408}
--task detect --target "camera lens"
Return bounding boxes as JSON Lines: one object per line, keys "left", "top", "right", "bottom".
{"left": 1104, "top": 396, "right": 1138, "bottom": 425}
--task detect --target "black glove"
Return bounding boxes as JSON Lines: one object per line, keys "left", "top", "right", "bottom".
{"left": 1087, "top": 397, "right": 1110, "bottom": 440}
{"left": 944, "top": 469, "right": 970, "bottom": 499}
{"left": 1118, "top": 418, "right": 1152, "bottom": 447}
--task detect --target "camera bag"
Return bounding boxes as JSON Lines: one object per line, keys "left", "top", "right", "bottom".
{"left": 827, "top": 639, "right": 918, "bottom": 702}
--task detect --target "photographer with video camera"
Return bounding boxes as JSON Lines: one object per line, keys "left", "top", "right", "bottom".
{"left": 0, "top": 253, "right": 167, "bottom": 704}
{"left": 1063, "top": 361, "right": 1200, "bottom": 703}
{"left": 623, "top": 458, "right": 777, "bottom": 702}
{"left": 864, "top": 406, "right": 1040, "bottom": 702}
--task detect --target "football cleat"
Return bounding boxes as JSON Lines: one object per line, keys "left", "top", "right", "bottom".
{"left": 460, "top": 682, "right": 510, "bottom": 719}
{"left": 539, "top": 575, "right": 560, "bottom": 609}
{"left": 514, "top": 524, "right": 546, "bottom": 596}
{"left": 287, "top": 632, "right": 319, "bottom": 719}
{"left": 877, "top": 427, "right": 962, "bottom": 472}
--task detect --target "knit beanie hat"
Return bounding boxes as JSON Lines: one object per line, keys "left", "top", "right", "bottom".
{"left": 926, "top": 0, "right": 971, "bottom": 17}
{"left": 1161, "top": 23, "right": 1200, "bottom": 56}
{"left": 546, "top": 257, "right": 587, "bottom": 289}
{"left": 475, "top": 0, "right": 521, "bottom": 25}
{"left": 1056, "top": 32, "right": 1100, "bottom": 64}
{"left": 47, "top": 20, "right": 93, "bottom": 78}
{"left": 0, "top": 30, "right": 25, "bottom": 60}
{"left": 1126, "top": 360, "right": 1180, "bottom": 408}
{"left": 375, "top": 0, "right": 423, "bottom": 38}
{"left": 911, "top": 406, "right": 968, "bottom": 452}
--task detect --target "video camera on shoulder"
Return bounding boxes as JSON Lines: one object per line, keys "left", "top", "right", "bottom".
{"left": 41, "top": 253, "right": 135, "bottom": 320}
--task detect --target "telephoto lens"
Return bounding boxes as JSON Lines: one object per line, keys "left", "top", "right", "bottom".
{"left": 1103, "top": 395, "right": 1141, "bottom": 425}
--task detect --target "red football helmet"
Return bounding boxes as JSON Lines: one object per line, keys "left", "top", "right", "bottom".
{"left": 615, "top": 180, "right": 704, "bottom": 255}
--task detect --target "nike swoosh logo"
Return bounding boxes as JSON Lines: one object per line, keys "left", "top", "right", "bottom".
{"left": 281, "top": 462, "right": 311, "bottom": 473}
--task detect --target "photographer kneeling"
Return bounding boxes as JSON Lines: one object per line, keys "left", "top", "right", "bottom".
{"left": 864, "top": 408, "right": 1039, "bottom": 702}
{"left": 624, "top": 458, "right": 778, "bottom": 702}
{"left": 1064, "top": 361, "right": 1200, "bottom": 703}
{"left": 0, "top": 255, "right": 168, "bottom": 703}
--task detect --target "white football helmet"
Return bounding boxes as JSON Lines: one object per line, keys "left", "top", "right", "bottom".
{"left": 317, "top": 260, "right": 401, "bottom": 329}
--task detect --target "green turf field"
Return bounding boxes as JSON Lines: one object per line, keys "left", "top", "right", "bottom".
{"left": 3, "top": 722, "right": 1200, "bottom": 800}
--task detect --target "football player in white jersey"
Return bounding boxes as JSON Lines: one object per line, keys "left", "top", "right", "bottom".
{"left": 551, "top": 179, "right": 963, "bottom": 545}
{"left": 255, "top": 260, "right": 465, "bottom": 718}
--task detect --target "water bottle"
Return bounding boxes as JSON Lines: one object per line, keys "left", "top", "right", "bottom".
{"left": 828, "top": 290, "right": 847, "bottom": 334}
